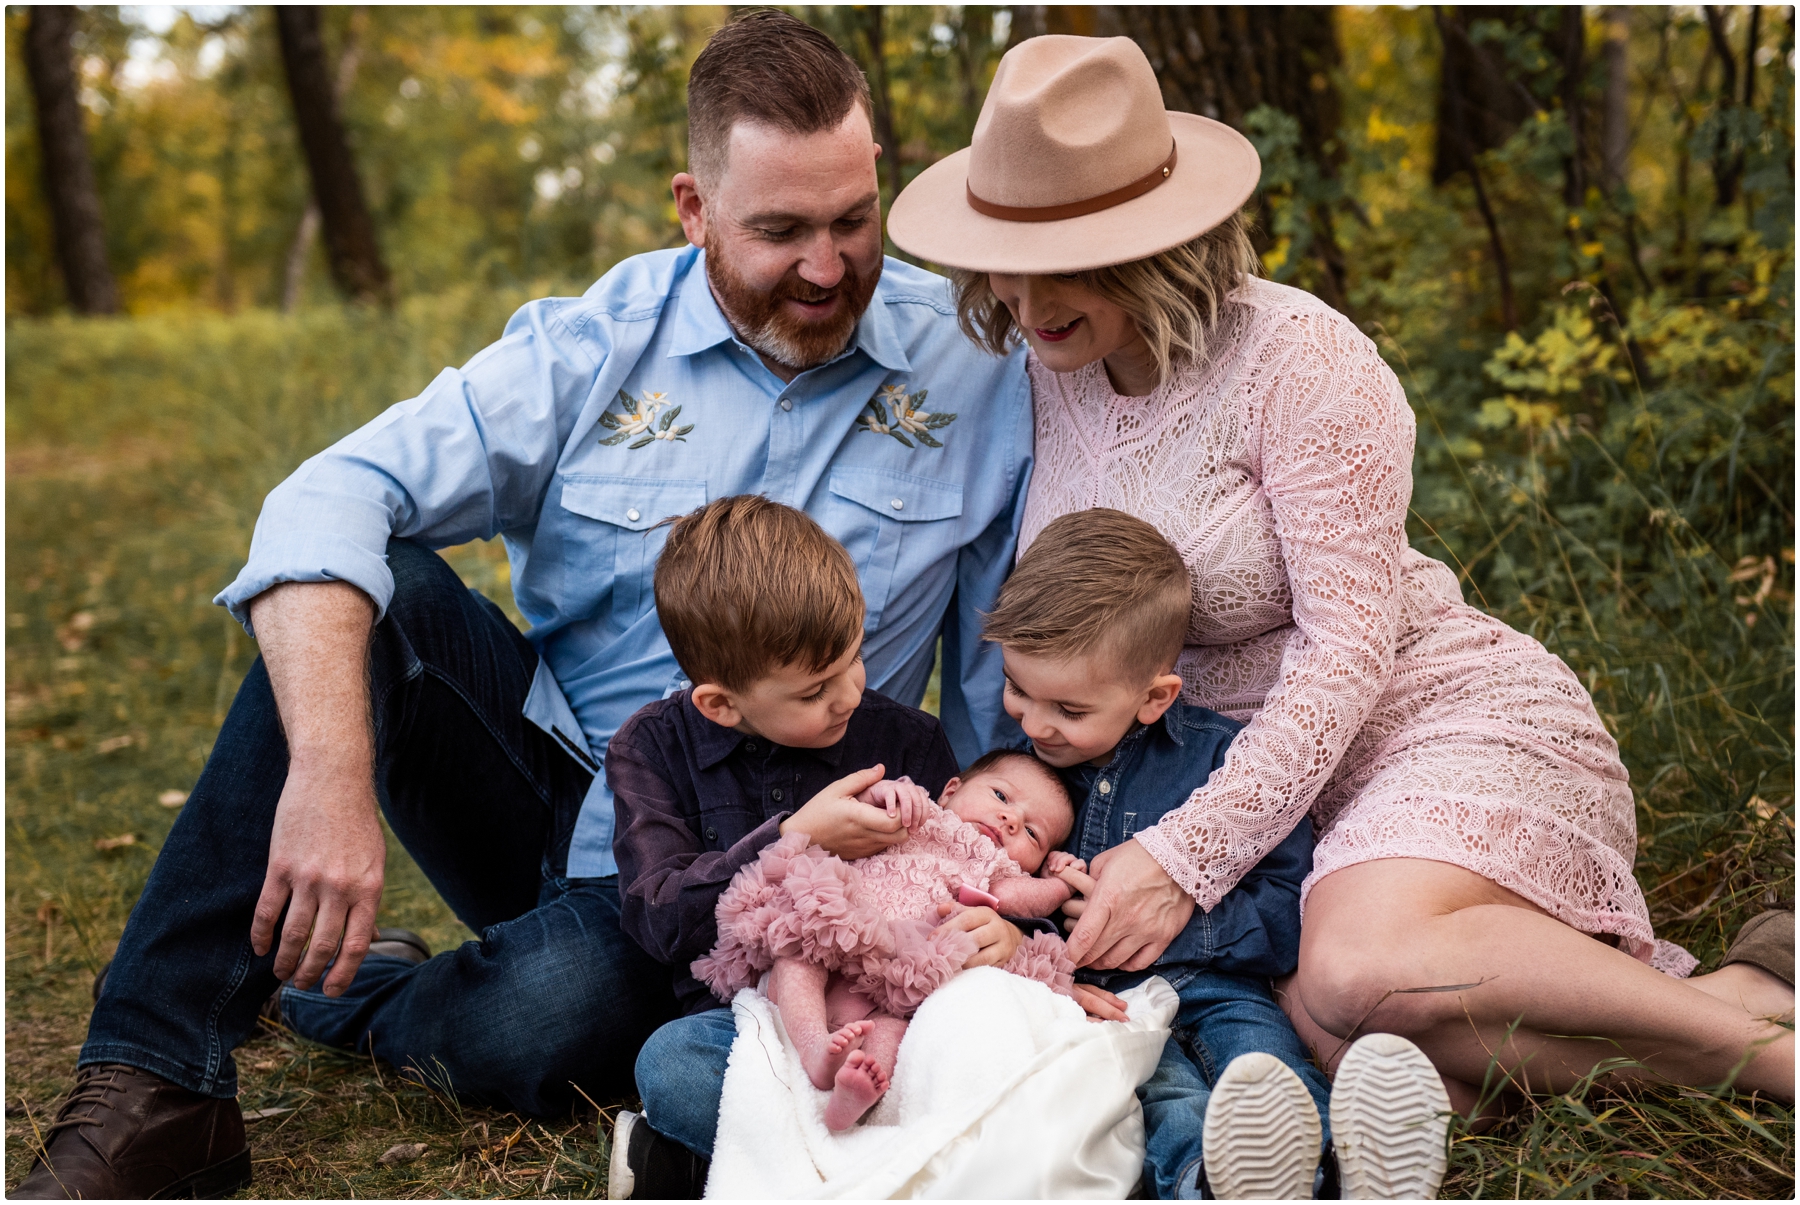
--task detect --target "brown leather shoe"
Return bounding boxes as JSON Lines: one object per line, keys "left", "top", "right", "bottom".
{"left": 11, "top": 1063, "right": 251, "bottom": 1199}
{"left": 1721, "top": 909, "right": 1795, "bottom": 985}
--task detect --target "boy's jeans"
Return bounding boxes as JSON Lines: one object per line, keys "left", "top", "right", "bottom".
{"left": 1139, "top": 970, "right": 1332, "bottom": 1199}
{"left": 80, "top": 540, "right": 678, "bottom": 1116}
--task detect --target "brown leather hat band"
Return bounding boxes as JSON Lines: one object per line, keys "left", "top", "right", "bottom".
{"left": 964, "top": 141, "right": 1178, "bottom": 222}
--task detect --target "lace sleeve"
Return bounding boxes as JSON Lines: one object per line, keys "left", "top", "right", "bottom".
{"left": 1136, "top": 305, "right": 1414, "bottom": 911}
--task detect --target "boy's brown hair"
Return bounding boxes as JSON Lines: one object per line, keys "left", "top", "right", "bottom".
{"left": 687, "top": 10, "right": 873, "bottom": 186}
{"left": 982, "top": 508, "right": 1190, "bottom": 682}
{"left": 654, "top": 495, "right": 865, "bottom": 691}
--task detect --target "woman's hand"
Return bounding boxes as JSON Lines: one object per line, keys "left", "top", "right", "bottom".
{"left": 781, "top": 765, "right": 909, "bottom": 859}
{"left": 935, "top": 902, "right": 1023, "bottom": 968}
{"left": 1061, "top": 839, "right": 1194, "bottom": 971}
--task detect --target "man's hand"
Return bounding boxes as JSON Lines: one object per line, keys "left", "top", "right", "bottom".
{"left": 247, "top": 581, "right": 386, "bottom": 996}
{"left": 934, "top": 901, "right": 1023, "bottom": 969}
{"left": 856, "top": 776, "right": 931, "bottom": 830}
{"left": 1043, "top": 851, "right": 1087, "bottom": 877}
{"left": 1061, "top": 839, "right": 1194, "bottom": 972}
{"left": 1072, "top": 982, "right": 1130, "bottom": 1023}
{"left": 781, "top": 765, "right": 910, "bottom": 858}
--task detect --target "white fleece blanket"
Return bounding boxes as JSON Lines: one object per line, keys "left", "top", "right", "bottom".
{"left": 704, "top": 968, "right": 1177, "bottom": 1199}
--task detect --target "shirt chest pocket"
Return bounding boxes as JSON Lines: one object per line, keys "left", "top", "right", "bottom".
{"left": 558, "top": 475, "right": 708, "bottom": 633}
{"left": 822, "top": 468, "right": 964, "bottom": 632}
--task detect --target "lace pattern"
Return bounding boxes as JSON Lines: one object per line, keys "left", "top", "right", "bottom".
{"left": 1022, "top": 278, "right": 1684, "bottom": 971}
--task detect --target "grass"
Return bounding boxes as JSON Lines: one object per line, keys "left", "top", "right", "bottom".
{"left": 5, "top": 297, "right": 1793, "bottom": 1198}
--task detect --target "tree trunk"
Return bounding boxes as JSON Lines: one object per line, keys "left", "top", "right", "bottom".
{"left": 857, "top": 7, "right": 905, "bottom": 202}
{"left": 24, "top": 6, "right": 120, "bottom": 315}
{"left": 1433, "top": 6, "right": 1518, "bottom": 329}
{"left": 281, "top": 7, "right": 366, "bottom": 312}
{"left": 1601, "top": 7, "right": 1630, "bottom": 188}
{"left": 275, "top": 5, "right": 391, "bottom": 306}
{"left": 1557, "top": 6, "right": 1587, "bottom": 207}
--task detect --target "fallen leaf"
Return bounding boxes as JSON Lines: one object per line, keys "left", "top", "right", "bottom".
{"left": 157, "top": 789, "right": 188, "bottom": 808}
{"left": 94, "top": 833, "right": 139, "bottom": 851}
{"left": 96, "top": 734, "right": 134, "bottom": 754}
{"left": 242, "top": 1106, "right": 294, "bottom": 1120}
{"left": 378, "top": 1142, "right": 428, "bottom": 1166}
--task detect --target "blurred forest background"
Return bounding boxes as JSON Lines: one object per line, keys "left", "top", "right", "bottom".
{"left": 6, "top": 4, "right": 1795, "bottom": 1198}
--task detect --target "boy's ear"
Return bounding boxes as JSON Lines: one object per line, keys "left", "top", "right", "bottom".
{"left": 690, "top": 683, "right": 742, "bottom": 729}
{"left": 1136, "top": 672, "right": 1183, "bottom": 726}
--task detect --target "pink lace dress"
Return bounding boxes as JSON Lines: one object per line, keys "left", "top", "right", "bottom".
{"left": 1023, "top": 278, "right": 1694, "bottom": 976}
{"left": 692, "top": 801, "right": 1076, "bottom": 1017}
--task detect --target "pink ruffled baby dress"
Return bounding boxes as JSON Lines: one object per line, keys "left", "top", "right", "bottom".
{"left": 693, "top": 800, "right": 1076, "bottom": 1017}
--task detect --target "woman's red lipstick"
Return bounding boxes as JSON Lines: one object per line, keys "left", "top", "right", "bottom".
{"left": 1033, "top": 318, "right": 1082, "bottom": 343}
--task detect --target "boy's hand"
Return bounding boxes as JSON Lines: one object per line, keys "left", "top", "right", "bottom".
{"left": 934, "top": 901, "right": 1022, "bottom": 969}
{"left": 1043, "top": 851, "right": 1086, "bottom": 877}
{"left": 781, "top": 765, "right": 911, "bottom": 859}
{"left": 1071, "top": 982, "right": 1131, "bottom": 1023}
{"left": 856, "top": 776, "right": 931, "bottom": 830}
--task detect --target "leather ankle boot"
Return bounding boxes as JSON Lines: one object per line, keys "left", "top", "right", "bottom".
{"left": 12, "top": 1063, "right": 251, "bottom": 1199}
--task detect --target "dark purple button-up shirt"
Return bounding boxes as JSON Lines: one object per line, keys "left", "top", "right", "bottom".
{"left": 610, "top": 687, "right": 960, "bottom": 1014}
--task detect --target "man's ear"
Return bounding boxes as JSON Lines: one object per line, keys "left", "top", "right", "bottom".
{"left": 1136, "top": 672, "right": 1183, "bottom": 726}
{"left": 671, "top": 172, "right": 707, "bottom": 248}
{"left": 690, "top": 682, "right": 741, "bottom": 729}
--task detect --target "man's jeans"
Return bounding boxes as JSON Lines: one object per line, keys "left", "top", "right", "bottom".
{"left": 81, "top": 540, "right": 678, "bottom": 1116}
{"left": 633, "top": 973, "right": 1331, "bottom": 1201}
{"left": 1142, "top": 971, "right": 1332, "bottom": 1199}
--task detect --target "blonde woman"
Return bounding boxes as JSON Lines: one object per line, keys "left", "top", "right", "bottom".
{"left": 890, "top": 30, "right": 1793, "bottom": 1157}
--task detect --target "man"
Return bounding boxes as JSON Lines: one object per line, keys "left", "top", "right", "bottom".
{"left": 16, "top": 11, "right": 1029, "bottom": 1199}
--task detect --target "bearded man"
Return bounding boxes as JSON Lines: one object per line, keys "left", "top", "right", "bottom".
{"left": 16, "top": 11, "right": 1029, "bottom": 1199}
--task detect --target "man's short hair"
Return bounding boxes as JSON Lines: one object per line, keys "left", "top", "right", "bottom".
{"left": 654, "top": 494, "right": 865, "bottom": 692}
{"left": 686, "top": 9, "right": 873, "bottom": 186}
{"left": 982, "top": 508, "right": 1191, "bottom": 683}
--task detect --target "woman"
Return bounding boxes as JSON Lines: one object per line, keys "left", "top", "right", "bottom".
{"left": 889, "top": 33, "right": 1794, "bottom": 1119}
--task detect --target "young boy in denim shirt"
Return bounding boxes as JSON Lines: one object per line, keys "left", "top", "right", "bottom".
{"left": 985, "top": 508, "right": 1331, "bottom": 1200}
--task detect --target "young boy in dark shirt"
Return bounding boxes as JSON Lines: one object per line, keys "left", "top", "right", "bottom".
{"left": 984, "top": 508, "right": 1329, "bottom": 1201}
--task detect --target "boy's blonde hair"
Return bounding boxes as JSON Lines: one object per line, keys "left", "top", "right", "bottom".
{"left": 654, "top": 495, "right": 864, "bottom": 691}
{"left": 983, "top": 508, "right": 1190, "bottom": 683}
{"left": 950, "top": 212, "right": 1260, "bottom": 388}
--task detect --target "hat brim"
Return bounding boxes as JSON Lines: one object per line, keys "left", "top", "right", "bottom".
{"left": 888, "top": 112, "right": 1260, "bottom": 274}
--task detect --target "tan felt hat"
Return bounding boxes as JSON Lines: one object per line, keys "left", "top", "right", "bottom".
{"left": 888, "top": 35, "right": 1261, "bottom": 275}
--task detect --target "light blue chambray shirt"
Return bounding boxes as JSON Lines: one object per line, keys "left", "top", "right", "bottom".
{"left": 217, "top": 245, "right": 1033, "bottom": 877}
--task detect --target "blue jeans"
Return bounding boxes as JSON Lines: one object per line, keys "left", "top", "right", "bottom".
{"left": 81, "top": 540, "right": 678, "bottom": 1116}
{"left": 1140, "top": 971, "right": 1332, "bottom": 1199}
{"left": 633, "top": 971, "right": 1331, "bottom": 1200}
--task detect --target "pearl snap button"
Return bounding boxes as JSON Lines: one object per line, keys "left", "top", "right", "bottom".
{"left": 626, "top": 508, "right": 641, "bottom": 522}
{"left": 779, "top": 398, "right": 793, "bottom": 411}
{"left": 1097, "top": 780, "right": 1112, "bottom": 795}
{"left": 891, "top": 498, "right": 904, "bottom": 511}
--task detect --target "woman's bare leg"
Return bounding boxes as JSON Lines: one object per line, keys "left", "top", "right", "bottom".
{"left": 1291, "top": 859, "right": 1793, "bottom": 1100}
{"left": 768, "top": 957, "right": 871, "bottom": 1090}
{"left": 1686, "top": 963, "right": 1796, "bottom": 1022}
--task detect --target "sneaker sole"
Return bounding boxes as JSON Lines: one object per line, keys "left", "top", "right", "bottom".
{"left": 1330, "top": 1033, "right": 1451, "bottom": 1200}
{"left": 606, "top": 1109, "right": 638, "bottom": 1200}
{"left": 1203, "top": 1052, "right": 1323, "bottom": 1200}
{"left": 150, "top": 1147, "right": 252, "bottom": 1199}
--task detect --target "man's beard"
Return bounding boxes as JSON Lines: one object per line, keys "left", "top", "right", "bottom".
{"left": 707, "top": 244, "right": 880, "bottom": 372}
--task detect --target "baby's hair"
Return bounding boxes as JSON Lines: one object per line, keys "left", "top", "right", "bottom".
{"left": 962, "top": 747, "right": 1075, "bottom": 818}
{"left": 654, "top": 494, "right": 864, "bottom": 692}
{"left": 982, "top": 508, "right": 1190, "bottom": 683}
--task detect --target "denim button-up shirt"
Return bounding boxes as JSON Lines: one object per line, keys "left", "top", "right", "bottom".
{"left": 1056, "top": 701, "right": 1313, "bottom": 991}
{"left": 216, "top": 246, "right": 1031, "bottom": 877}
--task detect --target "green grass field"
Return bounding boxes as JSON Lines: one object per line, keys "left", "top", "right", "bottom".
{"left": 5, "top": 295, "right": 1792, "bottom": 1198}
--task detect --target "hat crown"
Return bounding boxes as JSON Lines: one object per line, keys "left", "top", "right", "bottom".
{"left": 968, "top": 36, "right": 1173, "bottom": 210}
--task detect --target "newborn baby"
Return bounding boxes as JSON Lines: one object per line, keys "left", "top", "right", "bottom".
{"left": 693, "top": 749, "right": 1082, "bottom": 1130}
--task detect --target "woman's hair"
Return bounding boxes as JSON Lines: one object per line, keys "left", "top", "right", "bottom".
{"left": 951, "top": 211, "right": 1261, "bottom": 387}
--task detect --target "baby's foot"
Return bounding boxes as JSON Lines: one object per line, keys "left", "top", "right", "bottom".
{"left": 802, "top": 1020, "right": 869, "bottom": 1090}
{"left": 823, "top": 1049, "right": 889, "bottom": 1131}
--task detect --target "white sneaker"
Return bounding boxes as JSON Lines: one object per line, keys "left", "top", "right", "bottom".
{"left": 1202, "top": 1052, "right": 1323, "bottom": 1200}
{"left": 606, "top": 1109, "right": 640, "bottom": 1200}
{"left": 1330, "top": 1033, "right": 1452, "bottom": 1200}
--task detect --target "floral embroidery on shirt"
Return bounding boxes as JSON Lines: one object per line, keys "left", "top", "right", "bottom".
{"left": 858, "top": 384, "right": 957, "bottom": 448}
{"left": 599, "top": 390, "right": 694, "bottom": 449}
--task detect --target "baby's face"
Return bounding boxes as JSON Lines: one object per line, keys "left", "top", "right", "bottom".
{"left": 939, "top": 762, "right": 1072, "bottom": 872}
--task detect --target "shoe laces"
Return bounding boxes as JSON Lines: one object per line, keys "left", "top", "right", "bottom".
{"left": 46, "top": 1064, "right": 135, "bottom": 1135}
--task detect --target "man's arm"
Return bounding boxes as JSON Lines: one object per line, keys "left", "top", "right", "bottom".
{"left": 247, "top": 581, "right": 386, "bottom": 996}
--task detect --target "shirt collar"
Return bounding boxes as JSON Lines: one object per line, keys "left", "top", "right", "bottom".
{"left": 665, "top": 251, "right": 911, "bottom": 374}
{"left": 683, "top": 692, "right": 850, "bottom": 770}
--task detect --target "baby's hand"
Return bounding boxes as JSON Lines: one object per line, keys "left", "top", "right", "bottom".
{"left": 1072, "top": 982, "right": 1131, "bottom": 1023}
{"left": 1042, "top": 851, "right": 1086, "bottom": 877}
{"left": 855, "top": 776, "right": 931, "bottom": 830}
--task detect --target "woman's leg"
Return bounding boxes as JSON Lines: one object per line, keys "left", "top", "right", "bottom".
{"left": 768, "top": 958, "right": 871, "bottom": 1091}
{"left": 1288, "top": 859, "right": 1794, "bottom": 1100}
